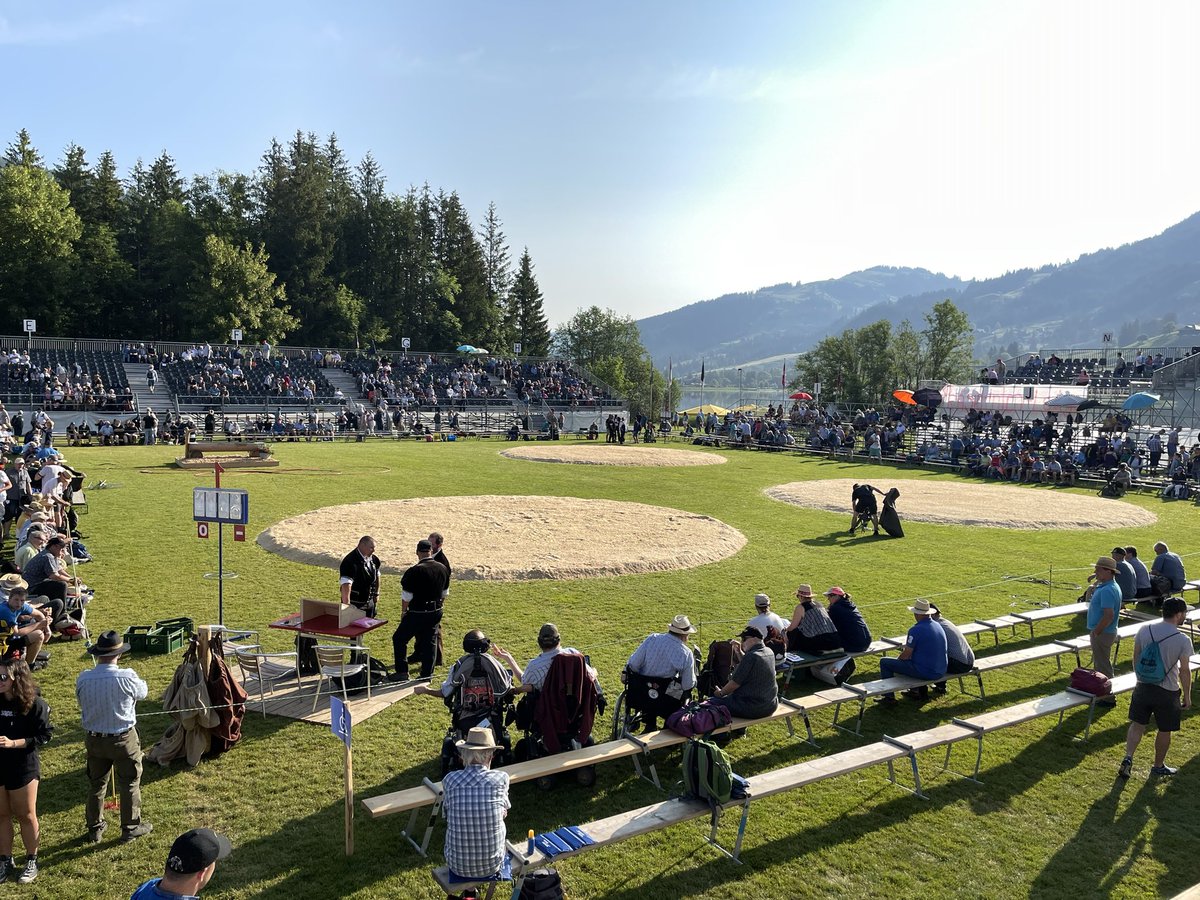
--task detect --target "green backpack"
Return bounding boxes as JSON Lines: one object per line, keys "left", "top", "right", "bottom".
{"left": 682, "top": 736, "right": 734, "bottom": 818}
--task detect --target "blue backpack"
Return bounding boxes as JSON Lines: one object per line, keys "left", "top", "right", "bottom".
{"left": 1135, "top": 626, "right": 1168, "bottom": 683}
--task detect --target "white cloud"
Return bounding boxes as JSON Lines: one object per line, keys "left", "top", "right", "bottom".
{"left": 0, "top": 3, "right": 155, "bottom": 45}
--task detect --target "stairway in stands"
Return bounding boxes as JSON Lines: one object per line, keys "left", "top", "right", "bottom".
{"left": 122, "top": 362, "right": 160, "bottom": 414}
{"left": 320, "top": 366, "right": 359, "bottom": 402}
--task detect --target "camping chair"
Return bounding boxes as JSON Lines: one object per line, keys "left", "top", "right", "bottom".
{"left": 310, "top": 644, "right": 372, "bottom": 712}
{"left": 234, "top": 645, "right": 300, "bottom": 716}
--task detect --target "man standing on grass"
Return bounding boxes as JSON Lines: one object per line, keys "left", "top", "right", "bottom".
{"left": 1088, "top": 556, "right": 1122, "bottom": 706}
{"left": 392, "top": 539, "right": 449, "bottom": 681}
{"left": 1119, "top": 597, "right": 1193, "bottom": 779}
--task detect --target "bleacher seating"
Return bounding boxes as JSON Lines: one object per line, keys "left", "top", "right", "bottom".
{"left": 0, "top": 348, "right": 131, "bottom": 411}
{"left": 157, "top": 351, "right": 339, "bottom": 404}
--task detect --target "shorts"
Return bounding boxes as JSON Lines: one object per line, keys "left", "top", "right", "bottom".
{"left": 1, "top": 751, "right": 40, "bottom": 790}
{"left": 1128, "top": 682, "right": 1182, "bottom": 732}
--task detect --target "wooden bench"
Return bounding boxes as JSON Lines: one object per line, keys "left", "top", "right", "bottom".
{"left": 504, "top": 659, "right": 1200, "bottom": 885}
{"left": 365, "top": 695, "right": 822, "bottom": 855}
{"left": 779, "top": 601, "right": 1090, "bottom": 684}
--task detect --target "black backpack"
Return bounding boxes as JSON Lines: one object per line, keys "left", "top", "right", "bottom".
{"left": 519, "top": 868, "right": 563, "bottom": 900}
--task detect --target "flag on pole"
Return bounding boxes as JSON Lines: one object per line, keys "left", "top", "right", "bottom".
{"left": 331, "top": 696, "right": 352, "bottom": 747}
{"left": 700, "top": 361, "right": 705, "bottom": 384}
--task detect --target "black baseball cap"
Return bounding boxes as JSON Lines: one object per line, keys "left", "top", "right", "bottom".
{"left": 165, "top": 827, "right": 232, "bottom": 874}
{"left": 739, "top": 625, "right": 765, "bottom": 640}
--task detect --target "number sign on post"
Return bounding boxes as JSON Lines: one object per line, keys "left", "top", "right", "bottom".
{"left": 193, "top": 487, "right": 249, "bottom": 624}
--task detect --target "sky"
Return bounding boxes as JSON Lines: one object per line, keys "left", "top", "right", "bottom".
{"left": 3, "top": 1, "right": 1199, "bottom": 328}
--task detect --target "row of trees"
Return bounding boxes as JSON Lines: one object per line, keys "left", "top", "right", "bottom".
{"left": 552, "top": 306, "right": 680, "bottom": 418}
{"left": 0, "top": 129, "right": 552, "bottom": 353}
{"left": 791, "top": 299, "right": 975, "bottom": 405}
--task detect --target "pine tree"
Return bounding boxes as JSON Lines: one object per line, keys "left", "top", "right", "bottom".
{"left": 510, "top": 248, "right": 549, "bottom": 356}
{"left": 479, "top": 202, "right": 513, "bottom": 350}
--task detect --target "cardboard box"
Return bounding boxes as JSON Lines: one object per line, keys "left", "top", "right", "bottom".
{"left": 300, "top": 598, "right": 358, "bottom": 628}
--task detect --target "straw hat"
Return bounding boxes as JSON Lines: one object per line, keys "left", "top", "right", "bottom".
{"left": 667, "top": 614, "right": 697, "bottom": 635}
{"left": 908, "top": 599, "right": 933, "bottom": 615}
{"left": 455, "top": 726, "right": 497, "bottom": 751}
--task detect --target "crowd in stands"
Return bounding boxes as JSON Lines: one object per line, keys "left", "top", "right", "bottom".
{"left": 0, "top": 349, "right": 132, "bottom": 411}
{"left": 345, "top": 354, "right": 611, "bottom": 410}
{"left": 149, "top": 343, "right": 340, "bottom": 402}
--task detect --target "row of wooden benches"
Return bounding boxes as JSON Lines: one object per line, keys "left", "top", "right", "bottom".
{"left": 363, "top": 600, "right": 1094, "bottom": 833}
{"left": 488, "top": 656, "right": 1200, "bottom": 898}
{"left": 369, "top": 602, "right": 1193, "bottom": 865}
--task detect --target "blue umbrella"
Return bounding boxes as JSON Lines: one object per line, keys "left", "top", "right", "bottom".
{"left": 1122, "top": 391, "right": 1161, "bottom": 410}
{"left": 455, "top": 344, "right": 476, "bottom": 353}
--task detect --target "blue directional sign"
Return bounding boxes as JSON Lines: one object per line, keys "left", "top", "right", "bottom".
{"left": 192, "top": 487, "right": 249, "bottom": 525}
{"left": 331, "top": 696, "right": 352, "bottom": 747}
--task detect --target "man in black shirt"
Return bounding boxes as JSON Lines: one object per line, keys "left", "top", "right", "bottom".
{"left": 849, "top": 483, "right": 883, "bottom": 536}
{"left": 339, "top": 535, "right": 380, "bottom": 618}
{"left": 393, "top": 540, "right": 449, "bottom": 680}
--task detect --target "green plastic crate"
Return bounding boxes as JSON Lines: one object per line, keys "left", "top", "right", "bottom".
{"left": 123, "top": 618, "right": 193, "bottom": 655}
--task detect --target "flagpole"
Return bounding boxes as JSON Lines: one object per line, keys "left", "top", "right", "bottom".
{"left": 344, "top": 738, "right": 354, "bottom": 855}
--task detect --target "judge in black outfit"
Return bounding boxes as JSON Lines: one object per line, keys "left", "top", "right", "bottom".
{"left": 393, "top": 540, "right": 449, "bottom": 680}
{"left": 429, "top": 532, "right": 451, "bottom": 578}
{"left": 339, "top": 535, "right": 381, "bottom": 618}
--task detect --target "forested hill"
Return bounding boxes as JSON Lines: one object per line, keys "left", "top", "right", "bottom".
{"left": 637, "top": 267, "right": 962, "bottom": 372}
{"left": 641, "top": 211, "right": 1200, "bottom": 375}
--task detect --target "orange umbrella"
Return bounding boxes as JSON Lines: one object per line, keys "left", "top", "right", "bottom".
{"left": 893, "top": 389, "right": 916, "bottom": 405}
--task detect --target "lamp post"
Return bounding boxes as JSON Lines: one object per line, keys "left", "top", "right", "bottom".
{"left": 738, "top": 368, "right": 743, "bottom": 411}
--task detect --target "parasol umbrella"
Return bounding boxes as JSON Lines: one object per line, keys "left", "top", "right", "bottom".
{"left": 913, "top": 387, "right": 942, "bottom": 408}
{"left": 1122, "top": 391, "right": 1161, "bottom": 411}
{"left": 455, "top": 344, "right": 476, "bottom": 353}
{"left": 893, "top": 389, "right": 916, "bottom": 406}
{"left": 1076, "top": 399, "right": 1104, "bottom": 412}
{"left": 789, "top": 391, "right": 813, "bottom": 400}
{"left": 680, "top": 404, "right": 730, "bottom": 416}
{"left": 1046, "top": 393, "right": 1088, "bottom": 409}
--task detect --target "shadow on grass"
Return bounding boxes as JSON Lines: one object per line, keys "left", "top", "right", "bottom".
{"left": 593, "top": 725, "right": 1103, "bottom": 900}
{"left": 798, "top": 532, "right": 893, "bottom": 548}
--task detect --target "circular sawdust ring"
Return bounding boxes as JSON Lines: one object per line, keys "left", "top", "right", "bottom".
{"left": 499, "top": 444, "right": 725, "bottom": 467}
{"left": 764, "top": 478, "right": 1158, "bottom": 530}
{"left": 257, "top": 495, "right": 746, "bottom": 581}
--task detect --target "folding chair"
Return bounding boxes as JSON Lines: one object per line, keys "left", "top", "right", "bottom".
{"left": 234, "top": 645, "right": 300, "bottom": 716}
{"left": 311, "top": 644, "right": 372, "bottom": 712}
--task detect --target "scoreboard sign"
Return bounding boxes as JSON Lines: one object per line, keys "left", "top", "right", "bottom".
{"left": 192, "top": 487, "right": 249, "bottom": 525}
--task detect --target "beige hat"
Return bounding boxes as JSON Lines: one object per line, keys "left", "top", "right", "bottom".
{"left": 1094, "top": 556, "right": 1118, "bottom": 573}
{"left": 796, "top": 584, "right": 814, "bottom": 599}
{"left": 667, "top": 614, "right": 697, "bottom": 635}
{"left": 0, "top": 574, "right": 27, "bottom": 591}
{"left": 754, "top": 593, "right": 771, "bottom": 608}
{"left": 908, "top": 599, "right": 933, "bottom": 615}
{"left": 454, "top": 726, "right": 498, "bottom": 751}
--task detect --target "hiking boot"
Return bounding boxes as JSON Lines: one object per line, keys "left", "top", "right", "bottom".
{"left": 1118, "top": 756, "right": 1133, "bottom": 779}
{"left": 120, "top": 823, "right": 153, "bottom": 843}
{"left": 86, "top": 820, "right": 108, "bottom": 843}
{"left": 1150, "top": 764, "right": 1178, "bottom": 777}
{"left": 15, "top": 858, "right": 37, "bottom": 884}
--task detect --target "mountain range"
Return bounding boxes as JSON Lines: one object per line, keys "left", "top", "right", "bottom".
{"left": 638, "top": 211, "right": 1200, "bottom": 383}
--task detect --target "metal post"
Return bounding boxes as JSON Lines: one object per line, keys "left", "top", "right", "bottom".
{"left": 218, "top": 522, "right": 224, "bottom": 626}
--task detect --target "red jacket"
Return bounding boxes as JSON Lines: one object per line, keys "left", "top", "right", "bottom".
{"left": 533, "top": 652, "right": 599, "bottom": 754}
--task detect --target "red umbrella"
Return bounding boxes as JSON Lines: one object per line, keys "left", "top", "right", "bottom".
{"left": 789, "top": 391, "right": 812, "bottom": 400}
{"left": 893, "top": 389, "right": 916, "bottom": 406}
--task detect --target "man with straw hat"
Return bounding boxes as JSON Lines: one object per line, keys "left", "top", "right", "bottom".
{"left": 75, "top": 630, "right": 152, "bottom": 843}
{"left": 625, "top": 615, "right": 700, "bottom": 729}
{"left": 876, "top": 599, "right": 948, "bottom": 705}
{"left": 441, "top": 726, "right": 510, "bottom": 882}
{"left": 1089, "top": 555, "right": 1123, "bottom": 705}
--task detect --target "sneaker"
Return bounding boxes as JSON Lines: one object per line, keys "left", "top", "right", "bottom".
{"left": 0, "top": 858, "right": 13, "bottom": 884}
{"left": 86, "top": 820, "right": 108, "bottom": 843}
{"left": 1118, "top": 756, "right": 1133, "bottom": 779}
{"left": 1150, "top": 764, "right": 1178, "bottom": 777}
{"left": 16, "top": 859, "right": 37, "bottom": 884}
{"left": 120, "top": 822, "right": 153, "bottom": 843}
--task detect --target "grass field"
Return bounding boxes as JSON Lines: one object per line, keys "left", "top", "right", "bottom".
{"left": 23, "top": 440, "right": 1200, "bottom": 899}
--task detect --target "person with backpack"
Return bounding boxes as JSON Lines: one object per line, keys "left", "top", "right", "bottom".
{"left": 414, "top": 630, "right": 511, "bottom": 709}
{"left": 1118, "top": 597, "right": 1193, "bottom": 779}
{"left": 708, "top": 626, "right": 778, "bottom": 721}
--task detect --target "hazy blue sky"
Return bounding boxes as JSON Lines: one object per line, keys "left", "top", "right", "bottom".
{"left": 3, "top": 1, "right": 1198, "bottom": 326}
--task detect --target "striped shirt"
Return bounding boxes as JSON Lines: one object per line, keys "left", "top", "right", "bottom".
{"left": 442, "top": 765, "right": 510, "bottom": 878}
{"left": 627, "top": 633, "right": 697, "bottom": 691}
{"left": 76, "top": 662, "right": 148, "bottom": 734}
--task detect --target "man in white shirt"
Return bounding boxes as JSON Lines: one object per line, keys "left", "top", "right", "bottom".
{"left": 747, "top": 593, "right": 787, "bottom": 637}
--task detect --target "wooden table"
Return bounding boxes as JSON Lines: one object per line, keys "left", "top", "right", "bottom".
{"left": 269, "top": 613, "right": 389, "bottom": 645}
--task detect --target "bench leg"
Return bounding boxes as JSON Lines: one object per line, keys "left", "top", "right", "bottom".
{"left": 885, "top": 750, "right": 927, "bottom": 800}
{"left": 401, "top": 802, "right": 438, "bottom": 856}
{"left": 705, "top": 803, "right": 749, "bottom": 864}
{"left": 630, "top": 752, "right": 662, "bottom": 791}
